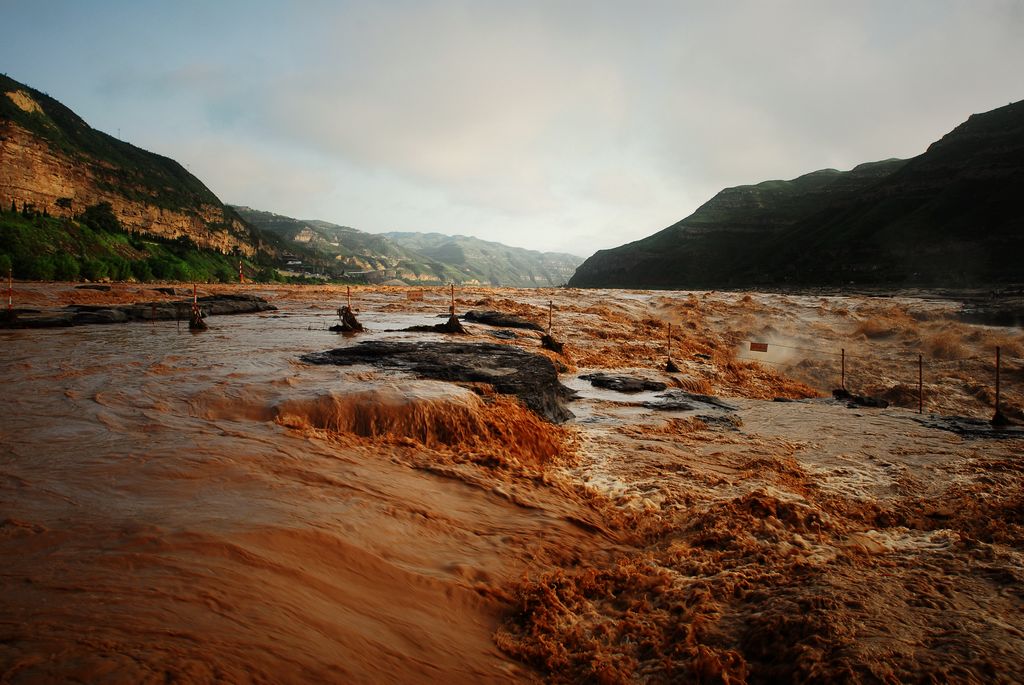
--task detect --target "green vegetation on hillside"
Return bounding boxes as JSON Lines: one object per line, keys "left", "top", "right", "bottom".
{"left": 0, "top": 202, "right": 282, "bottom": 283}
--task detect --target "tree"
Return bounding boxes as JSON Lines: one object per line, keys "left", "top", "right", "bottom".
{"left": 80, "top": 202, "right": 121, "bottom": 233}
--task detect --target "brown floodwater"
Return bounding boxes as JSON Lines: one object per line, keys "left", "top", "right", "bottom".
{"left": 2, "top": 283, "right": 1023, "bottom": 683}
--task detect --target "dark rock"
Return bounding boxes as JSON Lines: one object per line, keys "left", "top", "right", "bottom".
{"left": 153, "top": 287, "right": 182, "bottom": 296}
{"left": 665, "top": 358, "right": 680, "bottom": 372}
{"left": 302, "top": 341, "right": 576, "bottom": 423}
{"left": 403, "top": 314, "right": 467, "bottom": 335}
{"left": 833, "top": 387, "right": 889, "bottom": 409}
{"left": 463, "top": 310, "right": 544, "bottom": 331}
{"left": 694, "top": 353, "right": 712, "bottom": 360}
{"left": 489, "top": 330, "right": 517, "bottom": 340}
{"left": 913, "top": 415, "right": 1023, "bottom": 439}
{"left": 75, "top": 284, "right": 111, "bottom": 292}
{"left": 540, "top": 334, "right": 564, "bottom": 354}
{"left": 580, "top": 373, "right": 667, "bottom": 394}
{"left": 71, "top": 308, "right": 130, "bottom": 325}
{"left": 644, "top": 390, "right": 738, "bottom": 412}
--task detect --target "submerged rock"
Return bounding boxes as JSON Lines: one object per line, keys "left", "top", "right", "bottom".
{"left": 402, "top": 314, "right": 468, "bottom": 335}
{"left": 644, "top": 390, "right": 739, "bottom": 412}
{"left": 580, "top": 373, "right": 667, "bottom": 394}
{"left": 463, "top": 310, "right": 543, "bottom": 331}
{"left": 302, "top": 341, "right": 576, "bottom": 423}
{"left": 913, "top": 415, "right": 1023, "bottom": 439}
{"left": 540, "top": 334, "right": 564, "bottom": 354}
{"left": 833, "top": 388, "right": 889, "bottom": 409}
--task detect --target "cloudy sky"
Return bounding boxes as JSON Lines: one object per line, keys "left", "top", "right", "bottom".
{"left": 3, "top": 1, "right": 1022, "bottom": 256}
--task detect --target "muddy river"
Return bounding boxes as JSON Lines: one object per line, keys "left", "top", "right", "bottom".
{"left": 1, "top": 283, "right": 1022, "bottom": 683}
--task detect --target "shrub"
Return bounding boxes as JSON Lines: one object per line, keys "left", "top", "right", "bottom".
{"left": 0, "top": 253, "right": 11, "bottom": 276}
{"left": 53, "top": 253, "right": 80, "bottom": 281}
{"left": 24, "top": 255, "right": 56, "bottom": 280}
{"left": 104, "top": 256, "right": 131, "bottom": 281}
{"left": 81, "top": 258, "right": 109, "bottom": 281}
{"left": 131, "top": 260, "right": 154, "bottom": 282}
{"left": 214, "top": 264, "right": 236, "bottom": 283}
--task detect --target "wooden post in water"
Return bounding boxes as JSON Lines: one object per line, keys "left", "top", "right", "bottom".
{"left": 347, "top": 286, "right": 352, "bottom": 310}
{"left": 841, "top": 348, "right": 846, "bottom": 390}
{"left": 548, "top": 300, "right": 553, "bottom": 335}
{"left": 450, "top": 283, "right": 455, "bottom": 316}
{"left": 918, "top": 354, "right": 923, "bottom": 414}
{"left": 664, "top": 322, "right": 680, "bottom": 372}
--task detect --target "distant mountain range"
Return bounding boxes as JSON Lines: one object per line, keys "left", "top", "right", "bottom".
{"left": 570, "top": 99, "right": 1024, "bottom": 289}
{"left": 234, "top": 206, "right": 581, "bottom": 287}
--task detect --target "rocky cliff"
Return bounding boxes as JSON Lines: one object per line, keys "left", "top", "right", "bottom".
{"left": 0, "top": 74, "right": 260, "bottom": 256}
{"left": 570, "top": 99, "right": 1024, "bottom": 289}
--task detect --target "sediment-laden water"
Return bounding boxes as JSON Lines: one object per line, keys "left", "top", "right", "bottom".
{"left": 2, "top": 283, "right": 1022, "bottom": 683}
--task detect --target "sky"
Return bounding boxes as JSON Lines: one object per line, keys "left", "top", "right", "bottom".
{"left": 2, "top": 1, "right": 1023, "bottom": 257}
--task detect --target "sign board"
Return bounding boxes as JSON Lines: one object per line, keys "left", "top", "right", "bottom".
{"left": 749, "top": 342, "right": 769, "bottom": 352}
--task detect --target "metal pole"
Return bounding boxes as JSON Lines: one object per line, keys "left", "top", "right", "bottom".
{"left": 548, "top": 300, "right": 553, "bottom": 334}
{"left": 995, "top": 346, "right": 1001, "bottom": 417}
{"left": 193, "top": 283, "right": 197, "bottom": 304}
{"left": 841, "top": 348, "right": 846, "bottom": 389}
{"left": 667, "top": 322, "right": 672, "bottom": 362}
{"left": 918, "top": 354, "right": 923, "bottom": 414}
{"left": 347, "top": 286, "right": 351, "bottom": 310}
{"left": 450, "top": 283, "right": 455, "bottom": 315}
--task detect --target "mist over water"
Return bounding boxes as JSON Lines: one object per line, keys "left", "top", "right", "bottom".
{"left": 2, "top": 284, "right": 1022, "bottom": 682}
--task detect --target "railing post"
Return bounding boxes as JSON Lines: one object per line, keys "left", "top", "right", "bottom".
{"left": 993, "top": 346, "right": 1004, "bottom": 425}
{"left": 918, "top": 354, "right": 923, "bottom": 414}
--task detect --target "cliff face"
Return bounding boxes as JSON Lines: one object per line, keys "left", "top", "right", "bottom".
{"left": 0, "top": 76, "right": 258, "bottom": 256}
{"left": 570, "top": 99, "right": 1024, "bottom": 289}
{"left": 570, "top": 160, "right": 905, "bottom": 289}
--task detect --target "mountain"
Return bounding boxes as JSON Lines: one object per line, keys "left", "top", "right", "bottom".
{"left": 570, "top": 99, "right": 1024, "bottom": 289}
{"left": 0, "top": 73, "right": 264, "bottom": 256}
{"left": 235, "top": 206, "right": 582, "bottom": 287}
{"left": 383, "top": 232, "right": 581, "bottom": 287}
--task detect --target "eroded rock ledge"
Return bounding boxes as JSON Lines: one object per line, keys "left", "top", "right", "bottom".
{"left": 301, "top": 341, "right": 576, "bottom": 423}
{"left": 0, "top": 294, "right": 276, "bottom": 328}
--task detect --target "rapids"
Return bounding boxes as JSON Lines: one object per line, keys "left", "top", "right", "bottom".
{"left": 2, "top": 283, "right": 1023, "bottom": 683}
